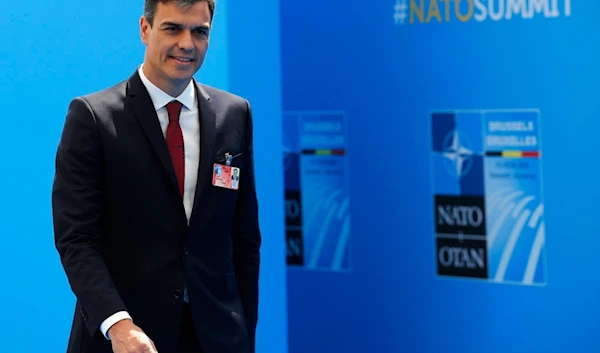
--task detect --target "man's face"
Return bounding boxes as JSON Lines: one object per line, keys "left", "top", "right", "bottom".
{"left": 140, "top": 1, "right": 211, "bottom": 95}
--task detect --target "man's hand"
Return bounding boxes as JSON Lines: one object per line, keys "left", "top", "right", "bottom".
{"left": 108, "top": 319, "right": 158, "bottom": 353}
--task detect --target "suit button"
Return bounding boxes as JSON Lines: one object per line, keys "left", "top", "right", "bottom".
{"left": 174, "top": 290, "right": 182, "bottom": 299}
{"left": 183, "top": 247, "right": 189, "bottom": 255}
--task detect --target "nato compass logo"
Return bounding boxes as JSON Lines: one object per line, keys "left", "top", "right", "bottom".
{"left": 431, "top": 112, "right": 485, "bottom": 196}
{"left": 441, "top": 129, "right": 475, "bottom": 178}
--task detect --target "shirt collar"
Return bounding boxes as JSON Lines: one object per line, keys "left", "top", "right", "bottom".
{"left": 137, "top": 64, "right": 196, "bottom": 111}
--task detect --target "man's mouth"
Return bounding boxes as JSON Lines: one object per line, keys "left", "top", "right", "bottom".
{"left": 170, "top": 56, "right": 194, "bottom": 63}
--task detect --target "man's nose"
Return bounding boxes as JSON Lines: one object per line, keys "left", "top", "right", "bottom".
{"left": 178, "top": 31, "right": 194, "bottom": 51}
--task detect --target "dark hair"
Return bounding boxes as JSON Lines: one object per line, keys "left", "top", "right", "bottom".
{"left": 144, "top": 0, "right": 215, "bottom": 25}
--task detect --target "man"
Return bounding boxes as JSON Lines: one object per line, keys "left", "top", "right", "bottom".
{"left": 51, "top": 1, "right": 261, "bottom": 352}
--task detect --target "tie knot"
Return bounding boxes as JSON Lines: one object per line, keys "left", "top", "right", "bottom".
{"left": 166, "top": 100, "right": 183, "bottom": 122}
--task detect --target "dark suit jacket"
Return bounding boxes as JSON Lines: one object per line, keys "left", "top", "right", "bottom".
{"left": 52, "top": 70, "right": 261, "bottom": 353}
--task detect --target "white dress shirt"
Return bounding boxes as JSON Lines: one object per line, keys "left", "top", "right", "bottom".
{"left": 99, "top": 65, "right": 200, "bottom": 339}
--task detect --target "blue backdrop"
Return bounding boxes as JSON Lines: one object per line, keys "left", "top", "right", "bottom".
{"left": 5, "top": 0, "right": 599, "bottom": 352}
{"left": 281, "top": 0, "right": 600, "bottom": 352}
{"left": 0, "top": 1, "right": 287, "bottom": 352}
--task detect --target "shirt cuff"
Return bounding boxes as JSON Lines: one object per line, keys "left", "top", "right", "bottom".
{"left": 99, "top": 311, "right": 132, "bottom": 340}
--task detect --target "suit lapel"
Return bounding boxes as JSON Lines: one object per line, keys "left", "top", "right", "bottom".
{"left": 124, "top": 71, "right": 217, "bottom": 222}
{"left": 190, "top": 82, "right": 217, "bottom": 222}
{"left": 125, "top": 71, "right": 180, "bottom": 195}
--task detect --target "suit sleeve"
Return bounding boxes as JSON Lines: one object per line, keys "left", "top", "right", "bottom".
{"left": 52, "top": 97, "right": 128, "bottom": 337}
{"left": 231, "top": 99, "right": 261, "bottom": 352}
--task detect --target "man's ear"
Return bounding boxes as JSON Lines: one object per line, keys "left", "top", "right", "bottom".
{"left": 140, "top": 16, "right": 150, "bottom": 45}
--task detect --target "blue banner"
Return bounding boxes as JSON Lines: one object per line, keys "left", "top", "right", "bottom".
{"left": 431, "top": 110, "right": 545, "bottom": 285}
{"left": 283, "top": 112, "right": 351, "bottom": 272}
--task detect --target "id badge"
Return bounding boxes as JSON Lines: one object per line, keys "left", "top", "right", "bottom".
{"left": 212, "top": 163, "right": 240, "bottom": 190}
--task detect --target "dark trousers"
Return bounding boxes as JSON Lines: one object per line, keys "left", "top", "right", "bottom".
{"left": 177, "top": 303, "right": 203, "bottom": 353}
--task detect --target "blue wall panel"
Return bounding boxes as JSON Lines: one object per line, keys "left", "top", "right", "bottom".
{"left": 281, "top": 1, "right": 600, "bottom": 352}
{"left": 226, "top": 0, "right": 288, "bottom": 351}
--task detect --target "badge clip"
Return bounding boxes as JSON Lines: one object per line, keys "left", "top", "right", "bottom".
{"left": 225, "top": 153, "right": 232, "bottom": 166}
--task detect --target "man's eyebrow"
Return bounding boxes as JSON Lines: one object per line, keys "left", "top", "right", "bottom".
{"left": 160, "top": 21, "right": 183, "bottom": 28}
{"left": 160, "top": 21, "right": 210, "bottom": 30}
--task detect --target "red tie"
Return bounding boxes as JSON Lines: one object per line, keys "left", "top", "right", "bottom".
{"left": 166, "top": 100, "right": 185, "bottom": 197}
